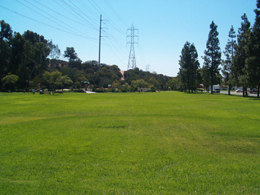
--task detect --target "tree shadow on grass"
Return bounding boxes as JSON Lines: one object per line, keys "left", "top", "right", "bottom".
{"left": 222, "top": 94, "right": 260, "bottom": 100}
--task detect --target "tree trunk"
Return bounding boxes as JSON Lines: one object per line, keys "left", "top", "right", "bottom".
{"left": 257, "top": 84, "right": 260, "bottom": 98}
{"left": 211, "top": 84, "right": 213, "bottom": 94}
{"left": 228, "top": 84, "right": 231, "bottom": 95}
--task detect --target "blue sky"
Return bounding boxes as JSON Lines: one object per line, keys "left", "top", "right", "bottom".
{"left": 0, "top": 0, "right": 257, "bottom": 77}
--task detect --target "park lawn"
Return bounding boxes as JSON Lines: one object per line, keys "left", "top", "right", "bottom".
{"left": 0, "top": 91, "right": 260, "bottom": 194}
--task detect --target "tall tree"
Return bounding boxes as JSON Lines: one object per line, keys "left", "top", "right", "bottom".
{"left": 64, "top": 47, "right": 78, "bottom": 62}
{"left": 246, "top": 0, "right": 260, "bottom": 97}
{"left": 47, "top": 40, "right": 61, "bottom": 60}
{"left": 9, "top": 32, "right": 29, "bottom": 88}
{"left": 178, "top": 42, "right": 200, "bottom": 92}
{"left": 0, "top": 20, "right": 12, "bottom": 91}
{"left": 222, "top": 25, "right": 236, "bottom": 95}
{"left": 203, "top": 21, "right": 222, "bottom": 94}
{"left": 234, "top": 14, "right": 251, "bottom": 97}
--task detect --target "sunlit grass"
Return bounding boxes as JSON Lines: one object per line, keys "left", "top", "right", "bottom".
{"left": 0, "top": 92, "right": 260, "bottom": 194}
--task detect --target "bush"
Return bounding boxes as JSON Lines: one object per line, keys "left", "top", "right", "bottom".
{"left": 95, "top": 88, "right": 105, "bottom": 93}
{"left": 150, "top": 87, "right": 156, "bottom": 92}
{"left": 73, "top": 89, "right": 85, "bottom": 93}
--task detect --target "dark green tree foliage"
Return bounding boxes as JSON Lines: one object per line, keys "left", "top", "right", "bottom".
{"left": 61, "top": 67, "right": 86, "bottom": 88}
{"left": 246, "top": 0, "right": 260, "bottom": 97}
{"left": 222, "top": 26, "right": 236, "bottom": 95}
{"left": 64, "top": 47, "right": 78, "bottom": 62}
{"left": 234, "top": 14, "right": 251, "bottom": 96}
{"left": 95, "top": 65, "right": 121, "bottom": 88}
{"left": 178, "top": 42, "right": 200, "bottom": 92}
{"left": 22, "top": 31, "right": 50, "bottom": 87}
{"left": 0, "top": 21, "right": 52, "bottom": 91}
{"left": 0, "top": 20, "right": 12, "bottom": 90}
{"left": 203, "top": 21, "right": 222, "bottom": 94}
{"left": 124, "top": 68, "right": 170, "bottom": 90}
{"left": 201, "top": 65, "right": 211, "bottom": 92}
{"left": 0, "top": 20, "right": 12, "bottom": 41}
{"left": 9, "top": 33, "right": 28, "bottom": 87}
{"left": 1, "top": 74, "right": 19, "bottom": 92}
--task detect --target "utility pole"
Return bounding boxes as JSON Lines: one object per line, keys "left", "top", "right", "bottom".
{"left": 127, "top": 24, "right": 138, "bottom": 70}
{"left": 98, "top": 14, "right": 102, "bottom": 67}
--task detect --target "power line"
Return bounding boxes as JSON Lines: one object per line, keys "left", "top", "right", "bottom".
{"left": 32, "top": 0, "right": 95, "bottom": 30}
{"left": 88, "top": 0, "right": 126, "bottom": 36}
{"left": 67, "top": 0, "right": 98, "bottom": 27}
{"left": 76, "top": 0, "right": 100, "bottom": 19}
{"left": 59, "top": 0, "right": 97, "bottom": 30}
{"left": 21, "top": 0, "right": 92, "bottom": 39}
{"left": 104, "top": 0, "right": 128, "bottom": 28}
{"left": 103, "top": 40, "right": 127, "bottom": 65}
{"left": 0, "top": 5, "right": 97, "bottom": 41}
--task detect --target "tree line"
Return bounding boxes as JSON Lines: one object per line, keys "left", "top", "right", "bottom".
{"left": 2, "top": 1, "right": 259, "bottom": 95}
{"left": 0, "top": 20, "right": 172, "bottom": 92}
{"left": 178, "top": 0, "right": 260, "bottom": 98}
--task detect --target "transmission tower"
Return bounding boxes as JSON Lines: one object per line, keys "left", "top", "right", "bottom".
{"left": 146, "top": 64, "right": 150, "bottom": 72}
{"left": 127, "top": 24, "right": 138, "bottom": 70}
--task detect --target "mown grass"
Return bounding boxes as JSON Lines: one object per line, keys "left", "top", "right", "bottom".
{"left": 0, "top": 92, "right": 260, "bottom": 194}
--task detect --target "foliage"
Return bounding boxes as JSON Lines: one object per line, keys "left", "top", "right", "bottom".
{"left": 131, "top": 79, "right": 150, "bottom": 91}
{"left": 178, "top": 42, "right": 200, "bottom": 92}
{"left": 1, "top": 74, "right": 19, "bottom": 91}
{"left": 167, "top": 77, "right": 180, "bottom": 90}
{"left": 64, "top": 47, "right": 78, "bottom": 62}
{"left": 0, "top": 20, "right": 12, "bottom": 91}
{"left": 43, "top": 71, "right": 72, "bottom": 90}
{"left": 222, "top": 26, "right": 236, "bottom": 95}
{"left": 202, "top": 21, "right": 222, "bottom": 94}
{"left": 233, "top": 14, "right": 251, "bottom": 96}
{"left": 47, "top": 40, "right": 61, "bottom": 60}
{"left": 245, "top": 0, "right": 260, "bottom": 97}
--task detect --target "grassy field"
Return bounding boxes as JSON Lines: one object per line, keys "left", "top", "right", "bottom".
{"left": 0, "top": 91, "right": 260, "bottom": 194}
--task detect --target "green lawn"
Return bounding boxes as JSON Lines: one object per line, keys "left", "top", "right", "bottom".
{"left": 0, "top": 92, "right": 260, "bottom": 194}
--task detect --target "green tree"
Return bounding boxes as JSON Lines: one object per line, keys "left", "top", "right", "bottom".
{"left": 234, "top": 14, "right": 251, "bottom": 97}
{"left": 178, "top": 42, "right": 200, "bottom": 92}
{"left": 148, "top": 76, "right": 159, "bottom": 89}
{"left": 167, "top": 77, "right": 180, "bottom": 90}
{"left": 245, "top": 0, "right": 260, "bottom": 97}
{"left": 60, "top": 67, "right": 86, "bottom": 88}
{"left": 222, "top": 25, "right": 236, "bottom": 95}
{"left": 203, "top": 21, "right": 222, "bottom": 94}
{"left": 201, "top": 64, "right": 211, "bottom": 92}
{"left": 131, "top": 79, "right": 150, "bottom": 91}
{"left": 9, "top": 33, "right": 29, "bottom": 88}
{"left": 1, "top": 74, "right": 19, "bottom": 92}
{"left": 9, "top": 30, "right": 51, "bottom": 89}
{"left": 47, "top": 40, "right": 61, "bottom": 60}
{"left": 64, "top": 47, "right": 78, "bottom": 62}
{"left": 0, "top": 20, "right": 12, "bottom": 91}
{"left": 43, "top": 71, "right": 72, "bottom": 90}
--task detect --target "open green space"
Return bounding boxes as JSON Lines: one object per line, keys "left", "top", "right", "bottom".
{"left": 0, "top": 92, "right": 260, "bottom": 194}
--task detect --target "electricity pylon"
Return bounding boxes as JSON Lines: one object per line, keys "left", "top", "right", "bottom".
{"left": 127, "top": 24, "right": 138, "bottom": 70}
